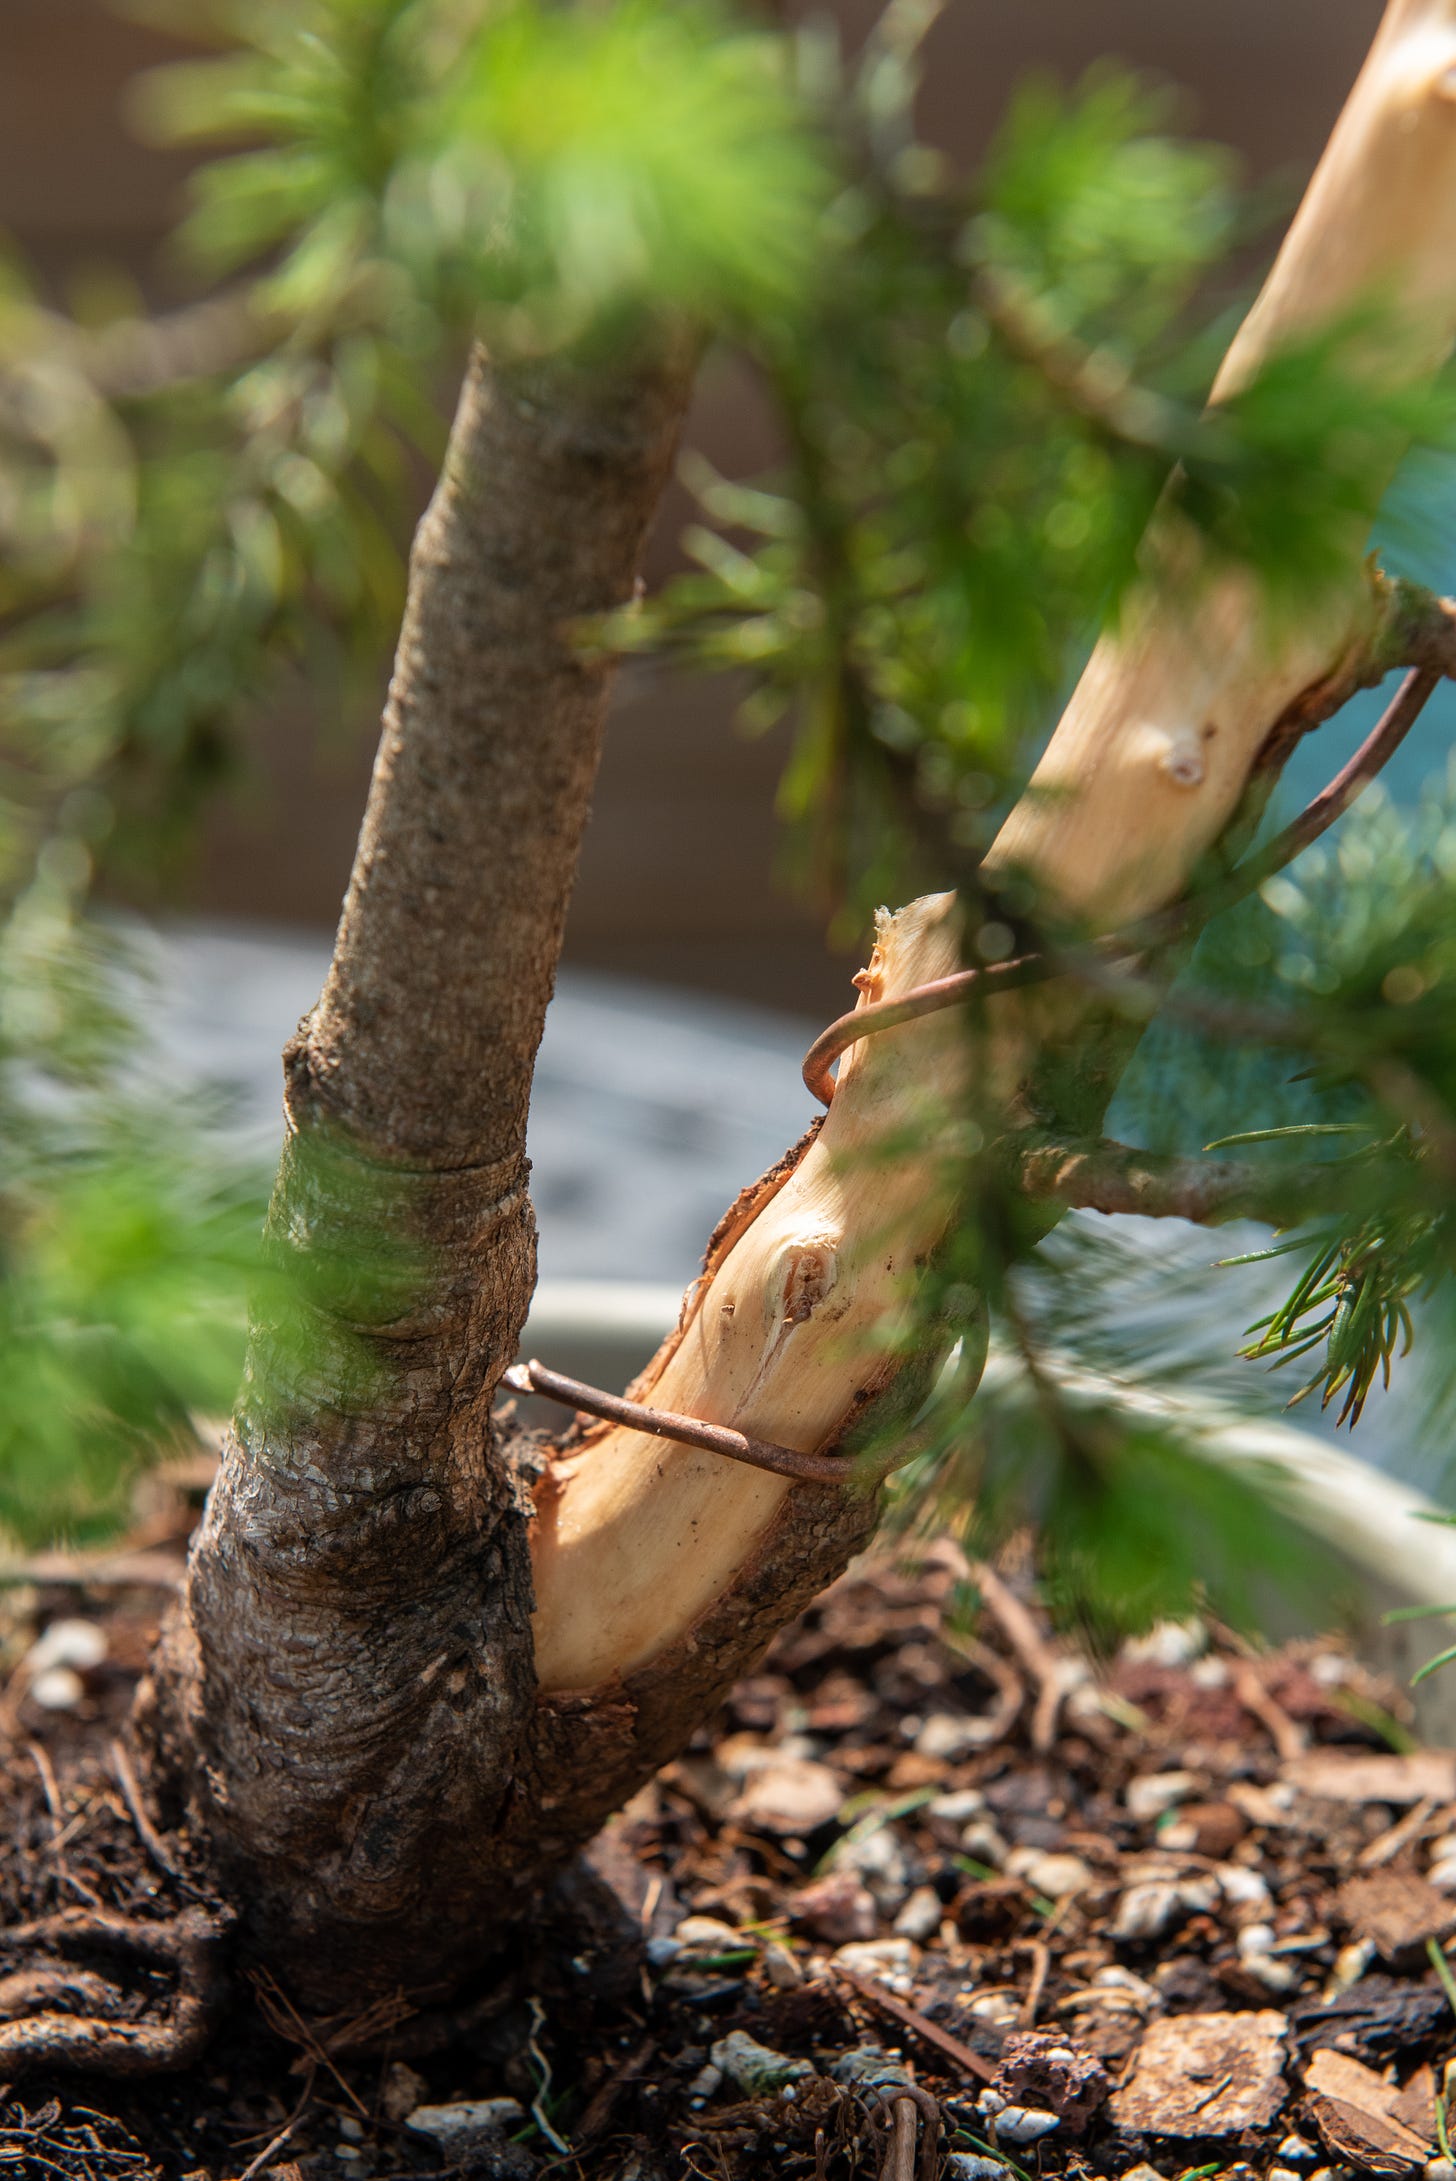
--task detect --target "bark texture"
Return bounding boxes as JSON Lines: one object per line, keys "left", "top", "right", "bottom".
{"left": 138, "top": 338, "right": 693, "bottom": 2005}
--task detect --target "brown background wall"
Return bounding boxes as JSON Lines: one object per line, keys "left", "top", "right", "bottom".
{"left": 2, "top": 0, "right": 1385, "bottom": 1014}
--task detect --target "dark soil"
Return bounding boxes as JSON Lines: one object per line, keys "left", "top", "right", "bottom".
{"left": 2, "top": 1474, "right": 1453, "bottom": 2181}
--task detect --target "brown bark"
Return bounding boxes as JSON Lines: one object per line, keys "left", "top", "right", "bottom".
{"left": 138, "top": 335, "right": 694, "bottom": 2004}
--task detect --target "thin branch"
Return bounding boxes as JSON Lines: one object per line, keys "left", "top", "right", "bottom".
{"left": 1017, "top": 1136, "right": 1311, "bottom": 1225}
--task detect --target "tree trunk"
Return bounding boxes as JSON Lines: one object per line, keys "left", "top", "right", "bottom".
{"left": 138, "top": 335, "right": 695, "bottom": 2004}
{"left": 138, "top": 0, "right": 1456, "bottom": 2016}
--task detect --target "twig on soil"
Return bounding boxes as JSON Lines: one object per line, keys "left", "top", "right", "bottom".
{"left": 1233, "top": 1664, "right": 1307, "bottom": 1762}
{"left": 1358, "top": 1796, "right": 1438, "bottom": 1869}
{"left": 1019, "top": 1939, "right": 1051, "bottom": 2030}
{"left": 970, "top": 1564, "right": 1071, "bottom": 1754}
{"left": 832, "top": 1964, "right": 996, "bottom": 2085}
{"left": 108, "top": 1739, "right": 182, "bottom": 1883}
{"left": 235, "top": 2104, "right": 312, "bottom": 2181}
{"left": 574, "top": 2034, "right": 657, "bottom": 2143}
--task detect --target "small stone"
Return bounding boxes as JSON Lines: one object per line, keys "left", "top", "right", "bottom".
{"left": 1425, "top": 2161, "right": 1456, "bottom": 2181}
{"left": 646, "top": 1935, "right": 681, "bottom": 1966}
{"left": 835, "top": 1825, "right": 912, "bottom": 1910}
{"left": 1428, "top": 1858, "right": 1456, "bottom": 1894}
{"left": 1108, "top": 2010, "right": 1289, "bottom": 2137}
{"left": 28, "top": 1666, "right": 85, "bottom": 1711}
{"left": 1122, "top": 1619, "right": 1205, "bottom": 1668}
{"left": 832, "top": 2045, "right": 914, "bottom": 2090}
{"left": 730, "top": 1758, "right": 843, "bottom": 1835}
{"left": 928, "top": 1789, "right": 988, "bottom": 1824}
{"left": 791, "top": 1869, "right": 878, "bottom": 1944}
{"left": 379, "top": 2062, "right": 427, "bottom": 2124}
{"left": 959, "top": 1820, "right": 1010, "bottom": 1867}
{"left": 674, "top": 1915, "right": 745, "bottom": 1952}
{"left": 969, "top": 1992, "right": 1022, "bottom": 2026}
{"left": 1190, "top": 1655, "right": 1231, "bottom": 1688}
{"left": 1217, "top": 1863, "right": 1273, "bottom": 1915}
{"left": 711, "top": 2029, "right": 815, "bottom": 2096}
{"left": 25, "top": 1618, "right": 108, "bottom": 1676}
{"left": 832, "top": 1938, "right": 915, "bottom": 1983}
{"left": 894, "top": 1886, "right": 943, "bottom": 1942}
{"left": 916, "top": 1712, "right": 994, "bottom": 1761}
{"left": 1119, "top": 2165, "right": 1164, "bottom": 2181}
{"left": 687, "top": 2062, "right": 723, "bottom": 2106}
{"left": 946, "top": 2159, "right": 1015, "bottom": 2181}
{"left": 763, "top": 1943, "right": 803, "bottom": 1989}
{"left": 1279, "top": 2137, "right": 1319, "bottom": 2169}
{"left": 1237, "top": 1924, "right": 1298, "bottom": 1994}
{"left": 990, "top": 2106, "right": 1060, "bottom": 2147}
{"left": 335, "top": 2149, "right": 363, "bottom": 2166}
{"left": 1329, "top": 1938, "right": 1377, "bottom": 1991}
{"left": 1005, "top": 1850, "right": 1093, "bottom": 1901}
{"left": 1110, "top": 1875, "right": 1218, "bottom": 1942}
{"left": 407, "top": 2100, "right": 526, "bottom": 2154}
{"left": 1269, "top": 2167, "right": 1302, "bottom": 2181}
{"left": 338, "top": 2117, "right": 365, "bottom": 2143}
{"left": 1125, "top": 1771, "right": 1201, "bottom": 1823}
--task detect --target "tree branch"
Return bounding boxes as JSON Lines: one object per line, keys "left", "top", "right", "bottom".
{"left": 1018, "top": 1137, "right": 1310, "bottom": 1225}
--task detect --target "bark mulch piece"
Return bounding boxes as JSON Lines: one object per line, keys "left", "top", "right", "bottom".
{"left": 2, "top": 1518, "right": 1455, "bottom": 2180}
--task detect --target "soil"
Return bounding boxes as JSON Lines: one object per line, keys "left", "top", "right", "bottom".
{"left": 2, "top": 1469, "right": 1454, "bottom": 2181}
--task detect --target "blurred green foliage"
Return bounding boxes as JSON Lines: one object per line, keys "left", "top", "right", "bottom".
{"left": 2, "top": 0, "right": 1456, "bottom": 1657}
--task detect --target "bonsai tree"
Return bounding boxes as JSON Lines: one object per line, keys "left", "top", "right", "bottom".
{"left": 6, "top": 0, "right": 1456, "bottom": 2057}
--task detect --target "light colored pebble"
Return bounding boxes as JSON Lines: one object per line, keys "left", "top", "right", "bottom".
{"left": 1429, "top": 1857, "right": 1456, "bottom": 1894}
{"left": 832, "top": 1939, "right": 915, "bottom": 1981}
{"left": 1190, "top": 1656, "right": 1231, "bottom": 1688}
{"left": 1216, "top": 1864, "right": 1272, "bottom": 1913}
{"left": 916, "top": 1713, "right": 994, "bottom": 1761}
{"left": 1125, "top": 1771, "right": 1200, "bottom": 1823}
{"left": 928, "top": 1789, "right": 987, "bottom": 1823}
{"left": 1329, "top": 1938, "right": 1376, "bottom": 1992}
{"left": 687, "top": 2062, "right": 723, "bottom": 2106}
{"left": 1005, "top": 1849, "right": 1092, "bottom": 1899}
{"left": 338, "top": 2117, "right": 365, "bottom": 2143}
{"left": 674, "top": 1915, "right": 745, "bottom": 1951}
{"left": 968, "top": 1992, "right": 1021, "bottom": 2025}
{"left": 29, "top": 1667, "right": 86, "bottom": 1711}
{"left": 1121, "top": 1618, "right": 1205, "bottom": 1669}
{"left": 893, "top": 1886, "right": 943, "bottom": 1942}
{"left": 1111, "top": 1875, "right": 1218, "bottom": 1941}
{"left": 25, "top": 1618, "right": 108, "bottom": 1676}
{"left": 407, "top": 2100, "right": 525, "bottom": 2152}
{"left": 946, "top": 2158, "right": 1015, "bottom": 2181}
{"left": 959, "top": 1821, "right": 1009, "bottom": 1867}
{"left": 1278, "top": 2137, "right": 1318, "bottom": 2168}
{"left": 763, "top": 1943, "right": 803, "bottom": 1990}
{"left": 993, "top": 2107, "right": 1061, "bottom": 2147}
{"left": 711, "top": 2029, "right": 815, "bottom": 2096}
{"left": 1425, "top": 2160, "right": 1456, "bottom": 2181}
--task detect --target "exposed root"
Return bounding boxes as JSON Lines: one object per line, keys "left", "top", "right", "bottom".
{"left": 0, "top": 1906, "right": 229, "bottom": 2078}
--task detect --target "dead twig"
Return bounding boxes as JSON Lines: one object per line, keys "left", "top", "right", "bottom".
{"left": 109, "top": 1739, "right": 182, "bottom": 1883}
{"left": 1234, "top": 1664, "right": 1307, "bottom": 1763}
{"left": 971, "top": 1562, "right": 1071, "bottom": 1754}
{"left": 235, "top": 2103, "right": 312, "bottom": 2181}
{"left": 832, "top": 1964, "right": 996, "bottom": 2085}
{"left": 1019, "top": 1938, "right": 1052, "bottom": 2030}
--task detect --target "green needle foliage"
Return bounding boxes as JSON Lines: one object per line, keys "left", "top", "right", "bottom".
{"left": 3, "top": 0, "right": 1456, "bottom": 1659}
